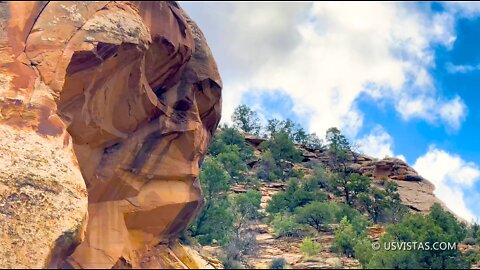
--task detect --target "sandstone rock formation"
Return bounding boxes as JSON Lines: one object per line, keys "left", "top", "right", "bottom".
{"left": 245, "top": 136, "right": 444, "bottom": 215}
{"left": 0, "top": 1, "right": 221, "bottom": 268}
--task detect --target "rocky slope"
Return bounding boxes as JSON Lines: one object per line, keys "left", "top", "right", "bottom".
{"left": 0, "top": 2, "right": 221, "bottom": 268}
{"left": 245, "top": 134, "right": 445, "bottom": 215}
{"left": 241, "top": 183, "right": 361, "bottom": 269}
{"left": 200, "top": 134, "right": 460, "bottom": 269}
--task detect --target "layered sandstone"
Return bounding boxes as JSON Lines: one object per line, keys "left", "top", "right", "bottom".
{"left": 0, "top": 1, "right": 221, "bottom": 268}
{"left": 245, "top": 135, "right": 443, "bottom": 214}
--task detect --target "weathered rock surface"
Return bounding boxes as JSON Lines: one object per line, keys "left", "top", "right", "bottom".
{"left": 245, "top": 137, "right": 445, "bottom": 215}
{"left": 0, "top": 1, "right": 221, "bottom": 268}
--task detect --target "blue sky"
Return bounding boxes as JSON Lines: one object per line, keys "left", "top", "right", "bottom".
{"left": 182, "top": 2, "right": 480, "bottom": 222}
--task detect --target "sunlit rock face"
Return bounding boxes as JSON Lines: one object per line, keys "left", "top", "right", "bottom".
{"left": 0, "top": 1, "right": 221, "bottom": 268}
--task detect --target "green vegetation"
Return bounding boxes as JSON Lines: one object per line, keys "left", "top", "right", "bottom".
{"left": 259, "top": 131, "right": 303, "bottom": 163}
{"left": 189, "top": 157, "right": 234, "bottom": 245}
{"left": 256, "top": 150, "right": 282, "bottom": 181}
{"left": 325, "top": 127, "right": 351, "bottom": 172}
{"left": 233, "top": 190, "right": 262, "bottom": 234}
{"left": 332, "top": 217, "right": 366, "bottom": 257}
{"left": 269, "top": 257, "right": 287, "bottom": 269}
{"left": 271, "top": 213, "right": 305, "bottom": 237}
{"left": 300, "top": 237, "right": 322, "bottom": 257}
{"left": 266, "top": 179, "right": 327, "bottom": 214}
{"left": 189, "top": 104, "right": 475, "bottom": 269}
{"left": 232, "top": 104, "right": 262, "bottom": 135}
{"left": 295, "top": 201, "right": 336, "bottom": 232}
{"left": 363, "top": 204, "right": 470, "bottom": 269}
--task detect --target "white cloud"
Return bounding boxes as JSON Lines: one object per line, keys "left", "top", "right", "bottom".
{"left": 439, "top": 96, "right": 467, "bottom": 130}
{"left": 396, "top": 95, "right": 467, "bottom": 131}
{"left": 446, "top": 62, "right": 478, "bottom": 73}
{"left": 182, "top": 2, "right": 467, "bottom": 136}
{"left": 445, "top": 62, "right": 480, "bottom": 74}
{"left": 355, "top": 125, "right": 406, "bottom": 161}
{"left": 443, "top": 2, "right": 480, "bottom": 18}
{"left": 414, "top": 146, "right": 480, "bottom": 222}
{"left": 356, "top": 125, "right": 394, "bottom": 158}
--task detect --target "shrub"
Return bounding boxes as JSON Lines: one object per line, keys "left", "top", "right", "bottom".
{"left": 190, "top": 157, "right": 234, "bottom": 245}
{"left": 259, "top": 131, "right": 303, "bottom": 163}
{"left": 271, "top": 213, "right": 304, "bottom": 237}
{"left": 365, "top": 207, "right": 471, "bottom": 269}
{"left": 332, "top": 217, "right": 357, "bottom": 257}
{"left": 217, "top": 146, "right": 247, "bottom": 182}
{"left": 192, "top": 202, "right": 234, "bottom": 245}
{"left": 464, "top": 237, "right": 477, "bottom": 246}
{"left": 266, "top": 179, "right": 322, "bottom": 214}
{"left": 305, "top": 166, "right": 333, "bottom": 191}
{"left": 465, "top": 249, "right": 480, "bottom": 265}
{"left": 219, "top": 254, "right": 244, "bottom": 270}
{"left": 300, "top": 237, "right": 322, "bottom": 257}
{"left": 256, "top": 150, "right": 281, "bottom": 181}
{"left": 220, "top": 233, "right": 258, "bottom": 269}
{"left": 334, "top": 203, "right": 370, "bottom": 236}
{"left": 234, "top": 191, "right": 262, "bottom": 222}
{"left": 269, "top": 257, "right": 287, "bottom": 269}
{"left": 353, "top": 237, "right": 374, "bottom": 266}
{"left": 208, "top": 127, "right": 254, "bottom": 162}
{"left": 295, "top": 201, "right": 336, "bottom": 232}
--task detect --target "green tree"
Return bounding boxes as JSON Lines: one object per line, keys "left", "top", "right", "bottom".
{"left": 332, "top": 217, "right": 358, "bottom": 257}
{"left": 191, "top": 202, "right": 235, "bottom": 245}
{"left": 266, "top": 179, "right": 326, "bottom": 214}
{"left": 429, "top": 203, "right": 467, "bottom": 242}
{"left": 264, "top": 118, "right": 322, "bottom": 150}
{"left": 232, "top": 104, "right": 261, "bottom": 135}
{"left": 293, "top": 126, "right": 308, "bottom": 145}
{"left": 325, "top": 127, "right": 351, "bottom": 172}
{"left": 304, "top": 166, "right": 333, "bottom": 191}
{"left": 200, "top": 157, "right": 230, "bottom": 203}
{"left": 259, "top": 131, "right": 303, "bottom": 163}
{"left": 217, "top": 145, "right": 247, "bottom": 182}
{"left": 271, "top": 213, "right": 304, "bottom": 237}
{"left": 346, "top": 173, "right": 371, "bottom": 205}
{"left": 208, "top": 127, "right": 254, "bottom": 163}
{"left": 256, "top": 150, "right": 281, "bottom": 181}
{"left": 358, "top": 181, "right": 406, "bottom": 223}
{"left": 190, "top": 157, "right": 234, "bottom": 244}
{"left": 334, "top": 203, "right": 370, "bottom": 236}
{"left": 266, "top": 118, "right": 282, "bottom": 137}
{"left": 233, "top": 191, "right": 262, "bottom": 235}
{"left": 331, "top": 173, "right": 371, "bottom": 206}
{"left": 304, "top": 133, "right": 323, "bottom": 150}
{"left": 364, "top": 205, "right": 470, "bottom": 269}
{"left": 295, "top": 201, "right": 336, "bottom": 232}
{"left": 353, "top": 237, "right": 374, "bottom": 267}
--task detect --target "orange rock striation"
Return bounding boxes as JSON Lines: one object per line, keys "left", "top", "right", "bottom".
{"left": 0, "top": 1, "right": 221, "bottom": 268}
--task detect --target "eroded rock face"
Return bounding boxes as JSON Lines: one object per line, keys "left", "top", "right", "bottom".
{"left": 244, "top": 136, "right": 445, "bottom": 215}
{"left": 0, "top": 1, "right": 221, "bottom": 268}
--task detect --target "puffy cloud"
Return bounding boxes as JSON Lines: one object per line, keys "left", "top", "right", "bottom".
{"left": 182, "top": 2, "right": 467, "bottom": 137}
{"left": 396, "top": 95, "right": 467, "bottom": 131}
{"left": 356, "top": 125, "right": 395, "bottom": 158}
{"left": 439, "top": 96, "right": 467, "bottom": 130}
{"left": 355, "top": 125, "right": 406, "bottom": 161}
{"left": 414, "top": 146, "right": 480, "bottom": 222}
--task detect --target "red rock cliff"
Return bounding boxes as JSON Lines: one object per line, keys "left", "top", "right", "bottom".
{"left": 0, "top": 1, "right": 221, "bottom": 268}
